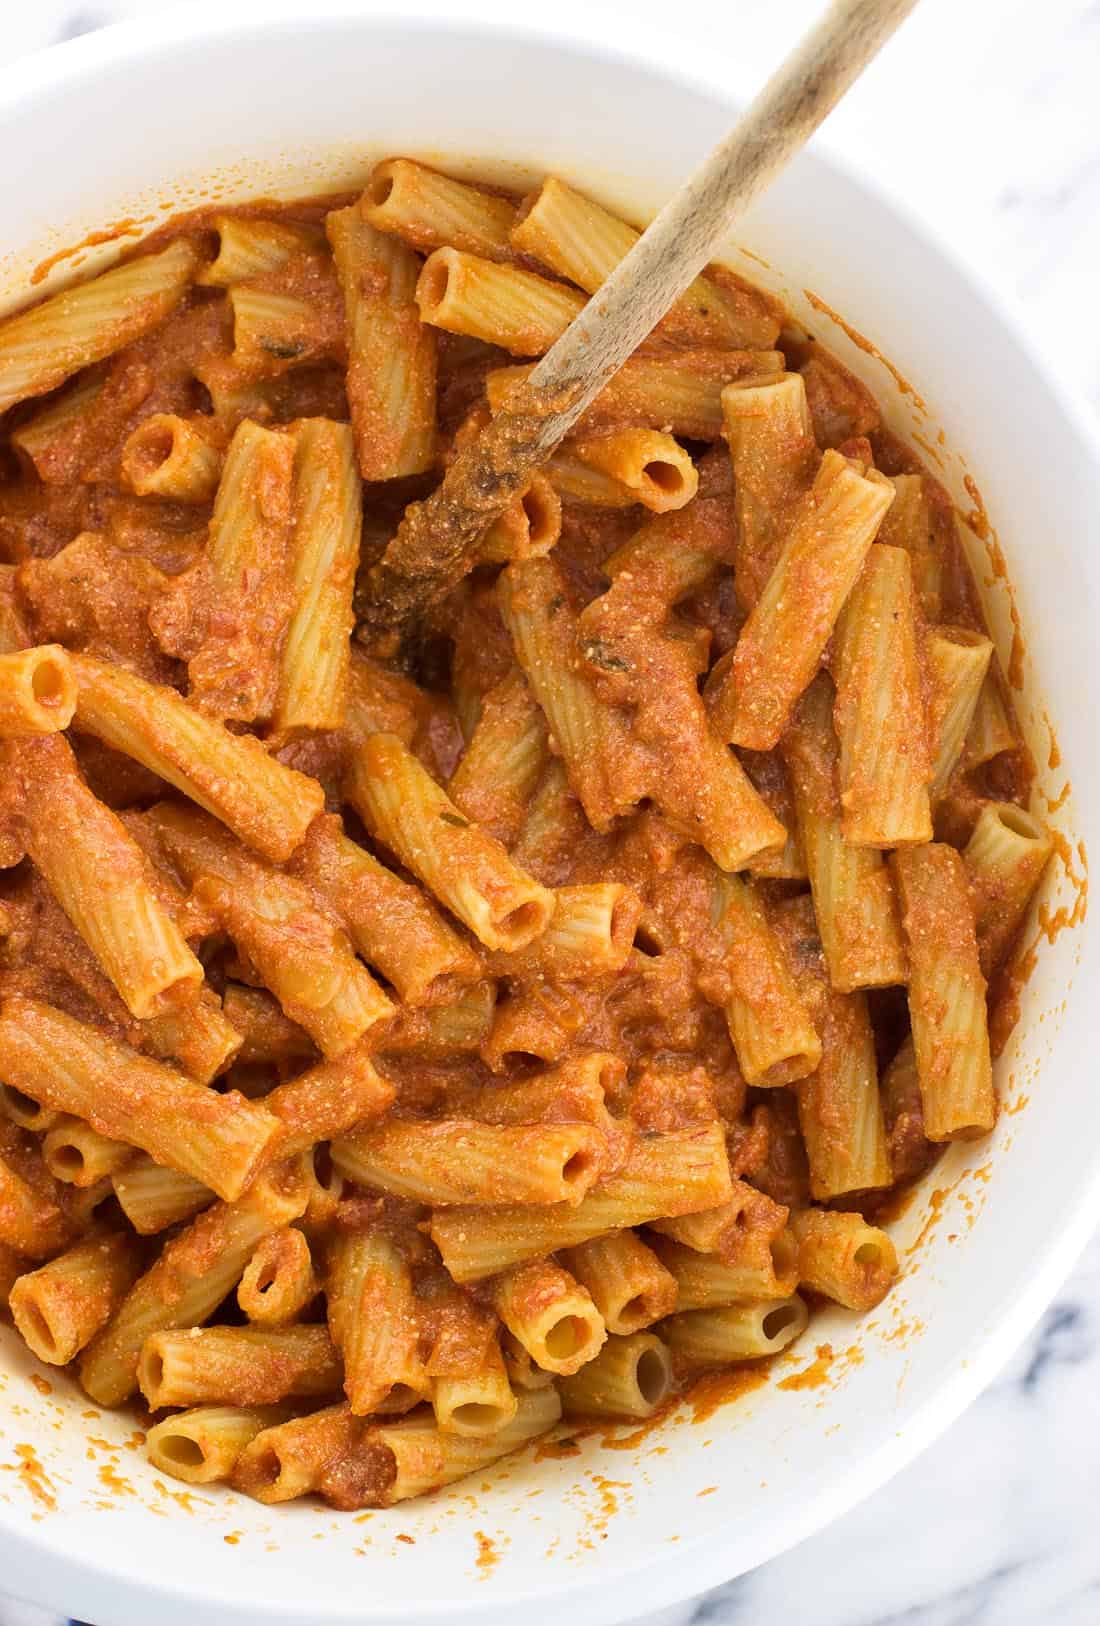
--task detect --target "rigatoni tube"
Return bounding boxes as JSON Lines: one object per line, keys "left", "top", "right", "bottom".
{"left": 650, "top": 1233, "right": 799, "bottom": 1309}
{"left": 146, "top": 801, "right": 393, "bottom": 1057}
{"left": 416, "top": 247, "right": 585, "bottom": 354}
{"left": 146, "top": 1405, "right": 289, "bottom": 1485}
{"left": 557, "top": 1332, "right": 674, "bottom": 1419}
{"left": 892, "top": 843, "right": 995, "bottom": 1141}
{"left": 0, "top": 239, "right": 201, "bottom": 413}
{"left": 789, "top": 1208, "right": 897, "bottom": 1311}
{"left": 80, "top": 1166, "right": 308, "bottom": 1406}
{"left": 0, "top": 997, "right": 281, "bottom": 1201}
{"left": 708, "top": 451, "right": 894, "bottom": 749}
{"left": 188, "top": 417, "right": 295, "bottom": 723}
{"left": 432, "top": 1340, "right": 517, "bottom": 1437}
{"left": 833, "top": 545, "right": 932, "bottom": 847}
{"left": 221, "top": 985, "right": 315, "bottom": 1068}
{"left": 237, "top": 1228, "right": 318, "bottom": 1325}
{"left": 487, "top": 1258, "right": 606, "bottom": 1374}
{"left": 721, "top": 371, "right": 817, "bottom": 610}
{"left": 141, "top": 987, "right": 243, "bottom": 1085}
{"left": 568, "top": 430, "right": 698, "bottom": 513}
{"left": 69, "top": 653, "right": 324, "bottom": 863}
{"left": 10, "top": 1231, "right": 143, "bottom": 1365}
{"left": 327, "top": 204, "right": 436, "bottom": 479}
{"left": 964, "top": 801, "right": 1053, "bottom": 976}
{"left": 563, "top": 1232, "right": 677, "bottom": 1335}
{"left": 290, "top": 814, "right": 478, "bottom": 1005}
{"left": 709, "top": 870, "right": 821, "bottom": 1087}
{"left": 925, "top": 626, "right": 994, "bottom": 799}
{"left": 6, "top": 733, "right": 202, "bottom": 1020}
{"left": 510, "top": 176, "right": 780, "bottom": 349}
{"left": 965, "top": 669, "right": 1018, "bottom": 768}
{"left": 323, "top": 1389, "right": 561, "bottom": 1510}
{"left": 875, "top": 472, "right": 942, "bottom": 619}
{"left": 489, "top": 882, "right": 642, "bottom": 980}
{"left": 261, "top": 1043, "right": 395, "bottom": 1159}
{"left": 448, "top": 669, "right": 549, "bottom": 848}
{"left": 198, "top": 215, "right": 323, "bottom": 285}
{"left": 381, "top": 981, "right": 496, "bottom": 1058}
{"left": 487, "top": 349, "right": 784, "bottom": 442}
{"left": 498, "top": 555, "right": 634, "bottom": 831}
{"left": 784, "top": 673, "right": 907, "bottom": 992}
{"left": 332, "top": 1119, "right": 606, "bottom": 1207}
{"left": 346, "top": 732, "right": 553, "bottom": 953}
{"left": 112, "top": 1157, "right": 212, "bottom": 1236}
{"left": 121, "top": 412, "right": 223, "bottom": 502}
{"left": 0, "top": 646, "right": 75, "bottom": 734}
{"left": 363, "top": 158, "right": 517, "bottom": 260}
{"left": 43, "top": 1116, "right": 134, "bottom": 1187}
{"left": 648, "top": 1178, "right": 789, "bottom": 1263}
{"left": 796, "top": 984, "right": 891, "bottom": 1201}
{"left": 138, "top": 1324, "right": 341, "bottom": 1409}
{"left": 662, "top": 1298, "right": 808, "bottom": 1365}
{"left": 272, "top": 418, "right": 360, "bottom": 736}
{"left": 326, "top": 1228, "right": 426, "bottom": 1415}
{"left": 770, "top": 894, "right": 891, "bottom": 1200}
{"left": 479, "top": 472, "right": 562, "bottom": 565}
{"left": 430, "top": 1124, "right": 732, "bottom": 1282}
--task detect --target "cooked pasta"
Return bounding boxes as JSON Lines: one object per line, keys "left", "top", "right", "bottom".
{"left": 0, "top": 167, "right": 1045, "bottom": 1514}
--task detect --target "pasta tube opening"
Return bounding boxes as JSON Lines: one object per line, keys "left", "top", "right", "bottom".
{"left": 0, "top": 646, "right": 76, "bottom": 734}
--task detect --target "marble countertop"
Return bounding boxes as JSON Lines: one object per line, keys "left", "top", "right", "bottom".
{"left": 0, "top": 3, "right": 1097, "bottom": 1624}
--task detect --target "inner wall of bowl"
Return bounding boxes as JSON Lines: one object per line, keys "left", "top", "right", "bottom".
{"left": 0, "top": 16, "right": 1095, "bottom": 1626}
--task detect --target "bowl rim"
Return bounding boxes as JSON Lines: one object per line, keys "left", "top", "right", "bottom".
{"left": 0, "top": 5, "right": 1098, "bottom": 1624}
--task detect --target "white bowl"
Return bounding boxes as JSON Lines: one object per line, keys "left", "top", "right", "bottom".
{"left": 0, "top": 5, "right": 1096, "bottom": 1623}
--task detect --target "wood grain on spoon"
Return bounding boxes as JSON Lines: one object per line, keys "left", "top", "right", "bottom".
{"left": 357, "top": 0, "right": 920, "bottom": 638}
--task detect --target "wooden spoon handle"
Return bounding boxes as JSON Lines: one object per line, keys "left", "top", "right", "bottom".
{"left": 360, "top": 0, "right": 920, "bottom": 636}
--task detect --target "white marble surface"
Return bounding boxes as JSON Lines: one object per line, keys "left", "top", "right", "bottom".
{"left": 0, "top": 3, "right": 1098, "bottom": 1624}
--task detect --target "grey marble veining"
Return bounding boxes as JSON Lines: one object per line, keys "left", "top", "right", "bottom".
{"left": 0, "top": 3, "right": 1097, "bottom": 1624}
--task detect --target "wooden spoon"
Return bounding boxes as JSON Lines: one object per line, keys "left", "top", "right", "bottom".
{"left": 358, "top": 0, "right": 919, "bottom": 638}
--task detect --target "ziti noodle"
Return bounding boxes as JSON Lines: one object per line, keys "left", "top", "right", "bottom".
{"left": 0, "top": 158, "right": 1049, "bottom": 1510}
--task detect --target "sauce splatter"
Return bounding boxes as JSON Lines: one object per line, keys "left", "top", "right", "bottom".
{"left": 29, "top": 1374, "right": 52, "bottom": 1397}
{"left": 883, "top": 1317, "right": 926, "bottom": 1345}
{"left": 152, "top": 1478, "right": 208, "bottom": 1514}
{"left": 990, "top": 938, "right": 1039, "bottom": 1057}
{"left": 991, "top": 832, "right": 1087, "bottom": 1051}
{"left": 960, "top": 476, "right": 1026, "bottom": 688}
{"left": 739, "top": 246, "right": 773, "bottom": 272}
{"left": 1043, "top": 711, "right": 1063, "bottom": 771}
{"left": 688, "top": 1363, "right": 770, "bottom": 1423}
{"left": 534, "top": 1434, "right": 581, "bottom": 1462}
{"left": 589, "top": 1474, "right": 630, "bottom": 1523}
{"left": 912, "top": 430, "right": 945, "bottom": 470}
{"left": 1036, "top": 834, "right": 1089, "bottom": 945}
{"left": 474, "top": 1530, "right": 500, "bottom": 1576}
{"left": 5, "top": 1444, "right": 56, "bottom": 1511}
{"left": 777, "top": 1344, "right": 834, "bottom": 1392}
{"left": 30, "top": 218, "right": 153, "bottom": 285}
{"left": 963, "top": 474, "right": 993, "bottom": 541}
{"left": 907, "top": 1187, "right": 950, "bottom": 1257}
{"left": 803, "top": 291, "right": 929, "bottom": 413}
{"left": 97, "top": 1462, "right": 134, "bottom": 1498}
